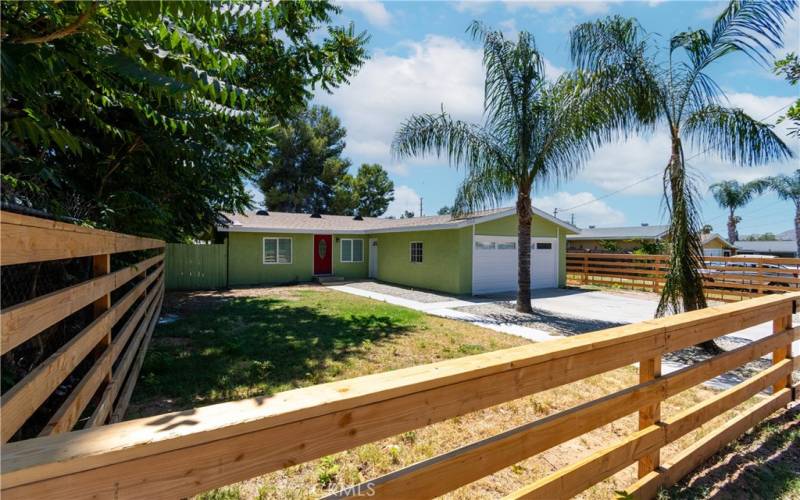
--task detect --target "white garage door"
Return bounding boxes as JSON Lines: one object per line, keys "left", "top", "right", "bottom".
{"left": 472, "top": 235, "right": 558, "bottom": 295}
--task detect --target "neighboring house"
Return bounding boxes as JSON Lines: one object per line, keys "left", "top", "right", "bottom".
{"left": 700, "top": 233, "right": 736, "bottom": 257}
{"left": 734, "top": 240, "right": 798, "bottom": 258}
{"left": 566, "top": 225, "right": 735, "bottom": 256}
{"left": 566, "top": 224, "right": 669, "bottom": 252}
{"left": 216, "top": 207, "right": 579, "bottom": 295}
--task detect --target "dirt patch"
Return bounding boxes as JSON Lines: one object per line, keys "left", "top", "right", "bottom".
{"left": 663, "top": 402, "right": 800, "bottom": 499}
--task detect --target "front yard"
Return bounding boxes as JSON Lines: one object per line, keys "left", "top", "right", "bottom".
{"left": 130, "top": 285, "right": 785, "bottom": 499}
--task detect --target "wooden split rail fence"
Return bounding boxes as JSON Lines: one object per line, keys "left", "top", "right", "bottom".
{"left": 0, "top": 210, "right": 165, "bottom": 442}
{"left": 567, "top": 252, "right": 800, "bottom": 301}
{"left": 2, "top": 287, "right": 797, "bottom": 499}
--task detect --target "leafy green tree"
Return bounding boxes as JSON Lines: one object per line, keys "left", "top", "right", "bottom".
{"left": 774, "top": 52, "right": 800, "bottom": 137}
{"left": 394, "top": 22, "right": 643, "bottom": 313}
{"left": 571, "top": 1, "right": 795, "bottom": 322}
{"left": 437, "top": 206, "right": 453, "bottom": 215}
{"left": 709, "top": 180, "right": 768, "bottom": 243}
{"left": 401, "top": 210, "right": 415, "bottom": 219}
{"left": 258, "top": 105, "right": 352, "bottom": 214}
{"left": 600, "top": 240, "right": 621, "bottom": 253}
{"left": 765, "top": 170, "right": 800, "bottom": 256}
{"left": 1, "top": 1, "right": 368, "bottom": 240}
{"left": 353, "top": 163, "right": 394, "bottom": 217}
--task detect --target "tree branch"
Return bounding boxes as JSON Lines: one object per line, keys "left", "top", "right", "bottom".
{"left": 10, "top": 1, "right": 97, "bottom": 45}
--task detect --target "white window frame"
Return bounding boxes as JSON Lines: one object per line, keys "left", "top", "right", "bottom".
{"left": 340, "top": 238, "right": 364, "bottom": 263}
{"left": 263, "top": 237, "right": 293, "bottom": 265}
{"left": 410, "top": 241, "right": 423, "bottom": 263}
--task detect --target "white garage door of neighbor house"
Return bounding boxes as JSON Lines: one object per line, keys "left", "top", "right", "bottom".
{"left": 472, "top": 235, "right": 558, "bottom": 295}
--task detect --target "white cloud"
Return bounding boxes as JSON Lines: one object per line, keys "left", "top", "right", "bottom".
{"left": 503, "top": 0, "right": 618, "bottom": 15}
{"left": 534, "top": 191, "right": 626, "bottom": 227}
{"left": 577, "top": 92, "right": 799, "bottom": 197}
{"left": 316, "top": 35, "right": 485, "bottom": 173}
{"left": 386, "top": 185, "right": 422, "bottom": 217}
{"left": 342, "top": 0, "right": 392, "bottom": 28}
{"left": 452, "top": 1, "right": 490, "bottom": 15}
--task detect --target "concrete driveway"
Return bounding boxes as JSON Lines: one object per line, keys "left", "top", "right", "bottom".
{"left": 329, "top": 281, "right": 798, "bottom": 388}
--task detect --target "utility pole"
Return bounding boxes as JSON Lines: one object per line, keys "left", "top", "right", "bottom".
{"left": 419, "top": 197, "right": 423, "bottom": 217}
{"left": 553, "top": 208, "right": 559, "bottom": 218}
{"left": 571, "top": 213, "right": 575, "bottom": 226}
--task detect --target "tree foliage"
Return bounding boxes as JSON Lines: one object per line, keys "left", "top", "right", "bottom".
{"left": 764, "top": 170, "right": 800, "bottom": 256}
{"left": 774, "top": 52, "right": 800, "bottom": 137}
{"left": 257, "top": 106, "right": 394, "bottom": 216}
{"left": 570, "top": 0, "right": 795, "bottom": 322}
{"left": 709, "top": 179, "right": 768, "bottom": 242}
{"left": 394, "top": 21, "right": 644, "bottom": 313}
{"left": 1, "top": 0, "right": 368, "bottom": 240}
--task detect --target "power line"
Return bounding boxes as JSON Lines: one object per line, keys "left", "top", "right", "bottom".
{"left": 555, "top": 103, "right": 791, "bottom": 213}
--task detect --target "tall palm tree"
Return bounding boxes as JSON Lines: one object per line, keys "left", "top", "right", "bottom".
{"left": 392, "top": 22, "right": 642, "bottom": 313}
{"left": 570, "top": 0, "right": 795, "bottom": 320}
{"left": 709, "top": 179, "right": 768, "bottom": 243}
{"left": 766, "top": 170, "right": 800, "bottom": 256}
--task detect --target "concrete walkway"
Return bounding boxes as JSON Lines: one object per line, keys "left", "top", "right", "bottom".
{"left": 329, "top": 281, "right": 799, "bottom": 390}
{"left": 329, "top": 284, "right": 559, "bottom": 342}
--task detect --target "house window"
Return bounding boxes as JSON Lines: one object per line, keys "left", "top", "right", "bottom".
{"left": 536, "top": 242, "right": 553, "bottom": 250}
{"left": 497, "top": 242, "right": 516, "bottom": 250}
{"left": 263, "top": 237, "right": 292, "bottom": 264}
{"left": 410, "top": 241, "right": 423, "bottom": 263}
{"left": 341, "top": 238, "right": 364, "bottom": 263}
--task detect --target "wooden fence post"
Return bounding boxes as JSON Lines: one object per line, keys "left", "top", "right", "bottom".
{"left": 638, "top": 356, "right": 661, "bottom": 477}
{"left": 772, "top": 309, "right": 793, "bottom": 395}
{"left": 582, "top": 254, "right": 589, "bottom": 285}
{"left": 92, "top": 254, "right": 112, "bottom": 383}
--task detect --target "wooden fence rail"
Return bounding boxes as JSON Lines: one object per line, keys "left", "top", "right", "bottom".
{"left": 2, "top": 289, "right": 797, "bottom": 499}
{"left": 567, "top": 252, "right": 800, "bottom": 301}
{"left": 0, "top": 210, "right": 165, "bottom": 442}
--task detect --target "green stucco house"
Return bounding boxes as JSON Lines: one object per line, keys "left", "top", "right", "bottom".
{"left": 218, "top": 207, "right": 579, "bottom": 295}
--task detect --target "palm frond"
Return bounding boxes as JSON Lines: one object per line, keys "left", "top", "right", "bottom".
{"left": 710, "top": 0, "right": 798, "bottom": 65}
{"left": 685, "top": 105, "right": 794, "bottom": 166}
{"left": 766, "top": 170, "right": 800, "bottom": 201}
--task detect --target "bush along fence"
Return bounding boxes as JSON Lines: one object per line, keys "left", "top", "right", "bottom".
{"left": 164, "top": 243, "right": 227, "bottom": 290}
{"left": 567, "top": 252, "right": 800, "bottom": 301}
{"left": 2, "top": 291, "right": 797, "bottom": 499}
{"left": 0, "top": 210, "right": 165, "bottom": 442}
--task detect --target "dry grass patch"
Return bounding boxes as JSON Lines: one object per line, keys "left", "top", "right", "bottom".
{"left": 134, "top": 286, "right": 767, "bottom": 499}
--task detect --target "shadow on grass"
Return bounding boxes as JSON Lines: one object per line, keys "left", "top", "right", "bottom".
{"left": 662, "top": 405, "right": 800, "bottom": 500}
{"left": 129, "top": 296, "right": 414, "bottom": 417}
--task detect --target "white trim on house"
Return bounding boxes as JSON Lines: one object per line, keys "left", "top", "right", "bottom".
{"left": 263, "top": 237, "right": 292, "bottom": 265}
{"left": 340, "top": 238, "right": 364, "bottom": 263}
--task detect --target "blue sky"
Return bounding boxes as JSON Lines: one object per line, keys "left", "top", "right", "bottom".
{"left": 296, "top": 0, "right": 799, "bottom": 236}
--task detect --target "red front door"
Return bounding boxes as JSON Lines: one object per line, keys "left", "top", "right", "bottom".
{"left": 313, "top": 235, "right": 332, "bottom": 275}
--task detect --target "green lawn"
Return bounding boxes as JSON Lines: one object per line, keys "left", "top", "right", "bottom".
{"left": 128, "top": 286, "right": 527, "bottom": 417}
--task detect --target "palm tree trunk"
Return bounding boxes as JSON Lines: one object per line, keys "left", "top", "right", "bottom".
{"left": 727, "top": 209, "right": 737, "bottom": 244}
{"left": 657, "top": 136, "right": 717, "bottom": 352}
{"left": 795, "top": 200, "right": 800, "bottom": 258}
{"left": 516, "top": 190, "right": 533, "bottom": 314}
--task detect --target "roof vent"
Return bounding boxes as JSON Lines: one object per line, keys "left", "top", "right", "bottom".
{"left": 588, "top": 225, "right": 596, "bottom": 229}
{"left": 256, "top": 209, "right": 269, "bottom": 216}
{"left": 310, "top": 212, "right": 322, "bottom": 219}
{"left": 641, "top": 223, "right": 649, "bottom": 227}
{"left": 353, "top": 214, "right": 363, "bottom": 221}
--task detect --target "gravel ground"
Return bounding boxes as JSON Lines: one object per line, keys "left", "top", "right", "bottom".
{"left": 342, "top": 280, "right": 457, "bottom": 303}
{"left": 454, "top": 301, "right": 781, "bottom": 387}
{"left": 454, "top": 301, "right": 626, "bottom": 335}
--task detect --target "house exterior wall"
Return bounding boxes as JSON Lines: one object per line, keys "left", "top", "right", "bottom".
{"left": 371, "top": 227, "right": 473, "bottom": 294}
{"left": 224, "top": 212, "right": 574, "bottom": 292}
{"left": 474, "top": 213, "right": 570, "bottom": 286}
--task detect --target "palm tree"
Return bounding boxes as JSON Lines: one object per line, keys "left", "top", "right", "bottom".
{"left": 709, "top": 180, "right": 768, "bottom": 243}
{"left": 765, "top": 170, "right": 800, "bottom": 256}
{"left": 570, "top": 1, "right": 795, "bottom": 320}
{"left": 392, "top": 22, "right": 642, "bottom": 313}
